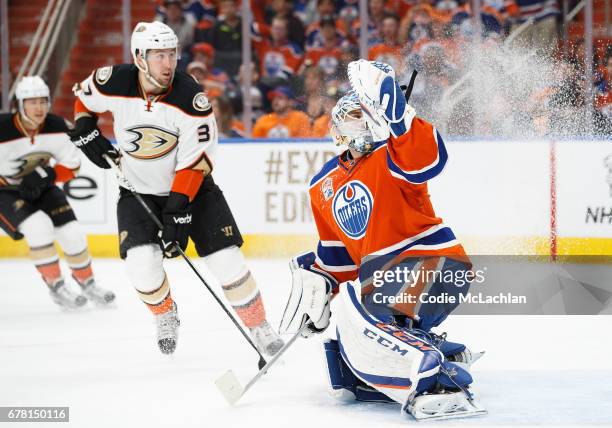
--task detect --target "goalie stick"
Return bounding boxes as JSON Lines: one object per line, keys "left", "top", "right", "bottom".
{"left": 103, "top": 155, "right": 267, "bottom": 370}
{"left": 215, "top": 322, "right": 309, "bottom": 405}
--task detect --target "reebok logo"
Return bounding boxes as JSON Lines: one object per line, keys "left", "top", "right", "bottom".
{"left": 172, "top": 214, "right": 192, "bottom": 224}
{"left": 75, "top": 129, "right": 100, "bottom": 147}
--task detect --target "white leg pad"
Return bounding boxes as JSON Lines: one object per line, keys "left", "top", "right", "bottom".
{"left": 125, "top": 244, "right": 165, "bottom": 293}
{"left": 203, "top": 245, "right": 248, "bottom": 284}
{"left": 55, "top": 221, "right": 88, "bottom": 255}
{"left": 335, "top": 281, "right": 443, "bottom": 405}
{"left": 18, "top": 211, "right": 55, "bottom": 248}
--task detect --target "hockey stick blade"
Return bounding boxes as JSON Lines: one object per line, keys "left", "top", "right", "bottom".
{"left": 215, "top": 323, "right": 308, "bottom": 405}
{"left": 215, "top": 370, "right": 244, "bottom": 405}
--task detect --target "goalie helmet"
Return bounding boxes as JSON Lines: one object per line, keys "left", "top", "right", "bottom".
{"left": 330, "top": 91, "right": 375, "bottom": 154}
{"left": 15, "top": 76, "right": 50, "bottom": 126}
{"left": 131, "top": 21, "right": 178, "bottom": 88}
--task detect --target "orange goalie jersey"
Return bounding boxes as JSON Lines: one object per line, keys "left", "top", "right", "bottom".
{"left": 308, "top": 117, "right": 466, "bottom": 289}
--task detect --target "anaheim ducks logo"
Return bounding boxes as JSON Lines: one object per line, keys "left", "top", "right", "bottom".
{"left": 124, "top": 125, "right": 179, "bottom": 160}
{"left": 9, "top": 152, "right": 52, "bottom": 179}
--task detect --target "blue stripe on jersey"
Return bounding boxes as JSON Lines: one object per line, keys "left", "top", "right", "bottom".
{"left": 310, "top": 155, "right": 339, "bottom": 187}
{"left": 386, "top": 130, "right": 448, "bottom": 184}
{"left": 317, "top": 242, "right": 355, "bottom": 268}
{"left": 387, "top": 227, "right": 456, "bottom": 257}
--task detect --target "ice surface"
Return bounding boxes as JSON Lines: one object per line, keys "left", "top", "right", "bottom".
{"left": 1, "top": 259, "right": 611, "bottom": 427}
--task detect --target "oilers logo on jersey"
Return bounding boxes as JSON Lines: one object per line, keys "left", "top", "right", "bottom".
{"left": 124, "top": 125, "right": 179, "bottom": 160}
{"left": 332, "top": 180, "right": 373, "bottom": 239}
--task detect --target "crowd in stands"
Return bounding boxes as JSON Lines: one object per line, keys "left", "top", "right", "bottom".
{"left": 153, "top": 0, "right": 612, "bottom": 138}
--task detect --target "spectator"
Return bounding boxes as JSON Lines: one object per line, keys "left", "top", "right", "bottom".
{"left": 595, "top": 53, "right": 612, "bottom": 130}
{"left": 304, "top": 0, "right": 337, "bottom": 27}
{"left": 156, "top": 0, "right": 196, "bottom": 54}
{"left": 207, "top": 0, "right": 242, "bottom": 75}
{"left": 305, "top": 0, "right": 348, "bottom": 48}
{"left": 399, "top": 5, "right": 434, "bottom": 46}
{"left": 183, "top": 0, "right": 217, "bottom": 23}
{"left": 212, "top": 96, "right": 246, "bottom": 138}
{"left": 253, "top": 16, "right": 304, "bottom": 83}
{"left": 511, "top": 0, "right": 560, "bottom": 55}
{"left": 186, "top": 61, "right": 225, "bottom": 99}
{"left": 228, "top": 61, "right": 266, "bottom": 123}
{"left": 369, "top": 14, "right": 404, "bottom": 74}
{"left": 312, "top": 88, "right": 340, "bottom": 137}
{"left": 253, "top": 86, "right": 311, "bottom": 137}
{"left": 350, "top": 0, "right": 388, "bottom": 46}
{"left": 191, "top": 42, "right": 230, "bottom": 86}
{"left": 302, "top": 16, "right": 346, "bottom": 77}
{"left": 266, "top": 0, "right": 306, "bottom": 49}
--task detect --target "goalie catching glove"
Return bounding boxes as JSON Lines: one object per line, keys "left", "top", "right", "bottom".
{"left": 279, "top": 253, "right": 332, "bottom": 338}
{"left": 68, "top": 115, "right": 119, "bottom": 169}
{"left": 347, "top": 59, "right": 416, "bottom": 139}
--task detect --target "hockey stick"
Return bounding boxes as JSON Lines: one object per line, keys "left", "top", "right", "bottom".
{"left": 103, "top": 155, "right": 267, "bottom": 369}
{"left": 215, "top": 322, "right": 309, "bottom": 405}
{"left": 400, "top": 70, "right": 418, "bottom": 103}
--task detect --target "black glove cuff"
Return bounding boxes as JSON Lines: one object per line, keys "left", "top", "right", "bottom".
{"left": 164, "top": 191, "right": 190, "bottom": 213}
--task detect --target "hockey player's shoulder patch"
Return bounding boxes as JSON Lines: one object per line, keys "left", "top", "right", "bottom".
{"left": 163, "top": 71, "right": 212, "bottom": 117}
{"left": 95, "top": 66, "right": 114, "bottom": 85}
{"left": 92, "top": 64, "right": 139, "bottom": 97}
{"left": 41, "top": 113, "right": 71, "bottom": 134}
{"left": 0, "top": 113, "right": 21, "bottom": 143}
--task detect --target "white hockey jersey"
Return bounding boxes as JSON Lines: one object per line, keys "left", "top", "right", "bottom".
{"left": 0, "top": 113, "right": 80, "bottom": 187}
{"left": 74, "top": 64, "right": 218, "bottom": 196}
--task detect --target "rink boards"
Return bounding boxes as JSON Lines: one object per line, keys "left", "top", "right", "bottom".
{"left": 1, "top": 138, "right": 611, "bottom": 257}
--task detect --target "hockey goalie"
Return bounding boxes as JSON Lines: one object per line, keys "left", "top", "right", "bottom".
{"left": 279, "top": 60, "right": 486, "bottom": 421}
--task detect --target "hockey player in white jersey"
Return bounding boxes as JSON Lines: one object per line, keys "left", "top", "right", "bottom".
{"left": 68, "top": 21, "right": 284, "bottom": 355}
{"left": 0, "top": 76, "right": 115, "bottom": 308}
{"left": 279, "top": 60, "right": 486, "bottom": 421}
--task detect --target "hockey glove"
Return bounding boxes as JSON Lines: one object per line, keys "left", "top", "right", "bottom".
{"left": 68, "top": 116, "right": 118, "bottom": 169}
{"left": 160, "top": 192, "right": 192, "bottom": 258}
{"left": 19, "top": 166, "right": 56, "bottom": 201}
{"left": 280, "top": 253, "right": 332, "bottom": 338}
{"left": 347, "top": 59, "right": 416, "bottom": 138}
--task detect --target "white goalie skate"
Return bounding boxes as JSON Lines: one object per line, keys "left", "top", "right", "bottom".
{"left": 49, "top": 280, "right": 88, "bottom": 309}
{"left": 80, "top": 278, "right": 116, "bottom": 305}
{"left": 250, "top": 320, "right": 284, "bottom": 356}
{"left": 156, "top": 302, "right": 180, "bottom": 355}
{"left": 406, "top": 389, "right": 487, "bottom": 421}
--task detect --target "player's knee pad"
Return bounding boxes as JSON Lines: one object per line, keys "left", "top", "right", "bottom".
{"left": 323, "top": 339, "right": 395, "bottom": 403}
{"left": 125, "top": 244, "right": 165, "bottom": 292}
{"left": 18, "top": 211, "right": 55, "bottom": 248}
{"left": 54, "top": 221, "right": 87, "bottom": 255}
{"left": 204, "top": 245, "right": 248, "bottom": 284}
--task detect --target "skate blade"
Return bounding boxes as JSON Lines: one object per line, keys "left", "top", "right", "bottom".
{"left": 411, "top": 402, "right": 487, "bottom": 422}
{"left": 215, "top": 370, "right": 244, "bottom": 405}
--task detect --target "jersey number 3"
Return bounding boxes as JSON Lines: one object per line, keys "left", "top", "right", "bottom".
{"left": 198, "top": 124, "right": 210, "bottom": 143}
